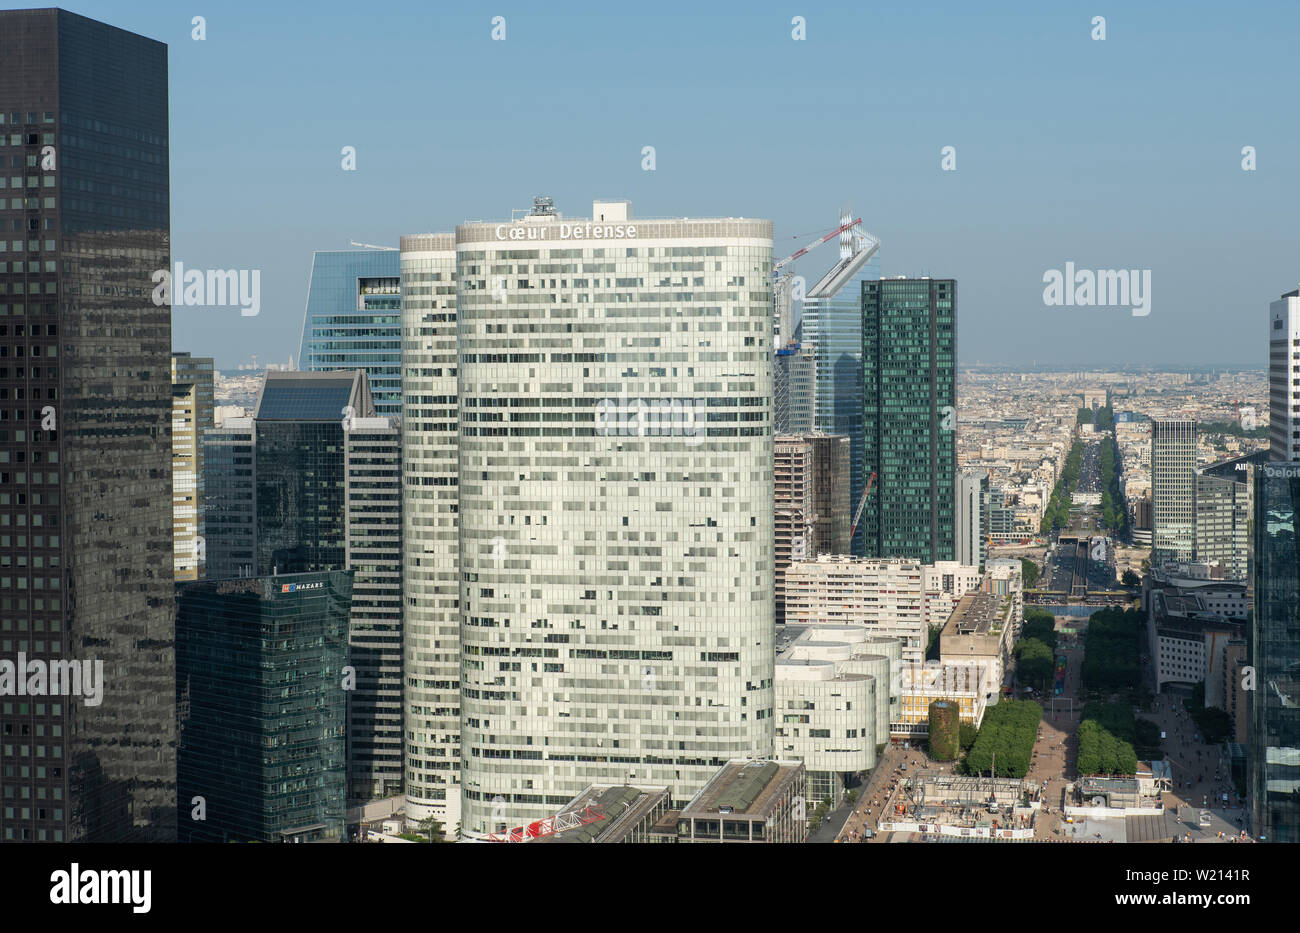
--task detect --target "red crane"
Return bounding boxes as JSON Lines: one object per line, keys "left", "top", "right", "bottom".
{"left": 486, "top": 804, "right": 607, "bottom": 843}
{"left": 849, "top": 471, "right": 878, "bottom": 541}
{"left": 774, "top": 217, "right": 863, "bottom": 272}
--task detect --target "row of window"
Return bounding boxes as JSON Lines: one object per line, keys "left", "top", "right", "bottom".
{"left": 0, "top": 112, "right": 55, "bottom": 126}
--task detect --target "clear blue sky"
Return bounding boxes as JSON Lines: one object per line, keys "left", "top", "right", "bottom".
{"left": 18, "top": 0, "right": 1300, "bottom": 369}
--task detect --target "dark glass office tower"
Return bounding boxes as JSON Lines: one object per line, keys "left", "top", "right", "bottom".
{"left": 253, "top": 370, "right": 373, "bottom": 574}
{"left": 861, "top": 278, "right": 956, "bottom": 563}
{"left": 241, "top": 370, "right": 400, "bottom": 801}
{"left": 0, "top": 10, "right": 173, "bottom": 843}
{"left": 1251, "top": 463, "right": 1300, "bottom": 842}
{"left": 177, "top": 572, "right": 351, "bottom": 843}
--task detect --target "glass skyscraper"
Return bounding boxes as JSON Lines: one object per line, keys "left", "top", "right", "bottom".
{"left": 240, "top": 370, "right": 403, "bottom": 801}
{"left": 177, "top": 571, "right": 352, "bottom": 843}
{"left": 0, "top": 9, "right": 174, "bottom": 843}
{"left": 299, "top": 249, "right": 402, "bottom": 417}
{"left": 1251, "top": 462, "right": 1300, "bottom": 843}
{"left": 800, "top": 257, "right": 880, "bottom": 554}
{"left": 860, "top": 278, "right": 957, "bottom": 564}
{"left": 202, "top": 416, "right": 256, "bottom": 579}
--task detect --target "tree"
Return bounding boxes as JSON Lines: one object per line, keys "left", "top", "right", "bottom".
{"left": 928, "top": 700, "right": 961, "bottom": 761}
{"left": 1121, "top": 569, "right": 1140, "bottom": 587}
{"left": 1020, "top": 557, "right": 1040, "bottom": 588}
{"left": 418, "top": 815, "right": 449, "bottom": 843}
{"left": 1015, "top": 638, "right": 1055, "bottom": 691}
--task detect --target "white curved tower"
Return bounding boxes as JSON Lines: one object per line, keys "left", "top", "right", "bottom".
{"left": 455, "top": 200, "right": 776, "bottom": 836}
{"left": 400, "top": 233, "right": 461, "bottom": 835}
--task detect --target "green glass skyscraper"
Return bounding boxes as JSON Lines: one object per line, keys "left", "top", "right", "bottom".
{"left": 860, "top": 278, "right": 956, "bottom": 563}
{"left": 1251, "top": 462, "right": 1300, "bottom": 842}
{"left": 177, "top": 571, "right": 352, "bottom": 843}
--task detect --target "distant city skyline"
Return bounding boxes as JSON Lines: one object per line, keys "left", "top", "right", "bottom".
{"left": 18, "top": 0, "right": 1296, "bottom": 370}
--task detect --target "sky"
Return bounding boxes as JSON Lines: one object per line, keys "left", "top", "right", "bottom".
{"left": 14, "top": 0, "right": 1300, "bottom": 369}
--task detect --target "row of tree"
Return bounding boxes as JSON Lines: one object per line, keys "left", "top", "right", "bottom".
{"left": 963, "top": 699, "right": 1042, "bottom": 777}
{"left": 1040, "top": 440, "right": 1083, "bottom": 533}
{"left": 1077, "top": 719, "right": 1139, "bottom": 776}
{"left": 1077, "top": 405, "right": 1116, "bottom": 432}
{"left": 1081, "top": 607, "right": 1144, "bottom": 694}
{"left": 1098, "top": 430, "right": 1129, "bottom": 538}
{"left": 1013, "top": 609, "right": 1060, "bottom": 691}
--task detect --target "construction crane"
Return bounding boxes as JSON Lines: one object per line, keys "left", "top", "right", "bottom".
{"left": 774, "top": 217, "right": 862, "bottom": 274}
{"left": 772, "top": 216, "right": 863, "bottom": 348}
{"left": 848, "top": 471, "right": 878, "bottom": 541}
{"left": 486, "top": 804, "right": 607, "bottom": 843}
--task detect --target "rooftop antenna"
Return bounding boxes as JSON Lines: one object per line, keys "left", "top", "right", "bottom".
{"left": 531, "top": 195, "right": 556, "bottom": 216}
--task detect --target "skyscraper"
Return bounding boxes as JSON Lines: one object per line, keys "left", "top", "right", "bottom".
{"left": 860, "top": 278, "right": 957, "bottom": 564}
{"left": 1250, "top": 462, "right": 1300, "bottom": 842}
{"left": 1269, "top": 288, "right": 1300, "bottom": 462}
{"left": 957, "top": 468, "right": 990, "bottom": 570}
{"left": 177, "top": 571, "right": 352, "bottom": 843}
{"left": 773, "top": 343, "right": 815, "bottom": 435}
{"left": 248, "top": 370, "right": 402, "bottom": 801}
{"left": 202, "top": 415, "right": 256, "bottom": 579}
{"left": 299, "top": 249, "right": 403, "bottom": 417}
{"left": 1151, "top": 419, "right": 1197, "bottom": 565}
{"left": 1195, "top": 453, "right": 1260, "bottom": 582}
{"left": 775, "top": 438, "right": 814, "bottom": 625}
{"left": 172, "top": 352, "right": 214, "bottom": 581}
{"left": 774, "top": 434, "right": 850, "bottom": 623}
{"left": 398, "top": 232, "right": 461, "bottom": 834}
{"left": 800, "top": 225, "right": 880, "bottom": 554}
{"left": 807, "top": 434, "right": 851, "bottom": 557}
{"left": 343, "top": 415, "right": 403, "bottom": 800}
{"left": 0, "top": 9, "right": 174, "bottom": 843}
{"left": 455, "top": 199, "right": 775, "bottom": 837}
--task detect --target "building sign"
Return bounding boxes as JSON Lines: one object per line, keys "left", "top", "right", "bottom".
{"left": 281, "top": 582, "right": 324, "bottom": 593}
{"left": 495, "top": 223, "right": 637, "bottom": 241}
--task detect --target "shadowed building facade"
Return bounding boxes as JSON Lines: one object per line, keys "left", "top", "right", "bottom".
{"left": 0, "top": 9, "right": 174, "bottom": 843}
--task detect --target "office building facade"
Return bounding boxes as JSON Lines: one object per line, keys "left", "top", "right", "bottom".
{"left": 343, "top": 416, "right": 403, "bottom": 800}
{"left": 801, "top": 249, "right": 880, "bottom": 555}
{"left": 249, "top": 370, "right": 403, "bottom": 801}
{"left": 398, "top": 232, "right": 461, "bottom": 834}
{"left": 201, "top": 417, "right": 256, "bottom": 579}
{"left": 860, "top": 278, "right": 957, "bottom": 563}
{"left": 177, "top": 572, "right": 352, "bottom": 843}
{"left": 774, "top": 434, "right": 851, "bottom": 624}
{"left": 1152, "top": 419, "right": 1197, "bottom": 565}
{"left": 783, "top": 556, "right": 927, "bottom": 663}
{"left": 1195, "top": 455, "right": 1256, "bottom": 582}
{"left": 1251, "top": 462, "right": 1300, "bottom": 842}
{"left": 299, "top": 249, "right": 403, "bottom": 417}
{"left": 455, "top": 199, "right": 775, "bottom": 836}
{"left": 957, "top": 468, "right": 990, "bottom": 570}
{"left": 1269, "top": 289, "right": 1300, "bottom": 462}
{"left": 0, "top": 9, "right": 174, "bottom": 843}
{"left": 172, "top": 352, "right": 213, "bottom": 581}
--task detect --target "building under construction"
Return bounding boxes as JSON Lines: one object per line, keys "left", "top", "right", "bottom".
{"left": 773, "top": 209, "right": 881, "bottom": 554}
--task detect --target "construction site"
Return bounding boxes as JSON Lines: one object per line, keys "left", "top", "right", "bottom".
{"left": 879, "top": 770, "right": 1043, "bottom": 841}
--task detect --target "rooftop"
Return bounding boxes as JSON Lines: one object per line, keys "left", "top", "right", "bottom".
{"left": 681, "top": 759, "right": 803, "bottom": 820}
